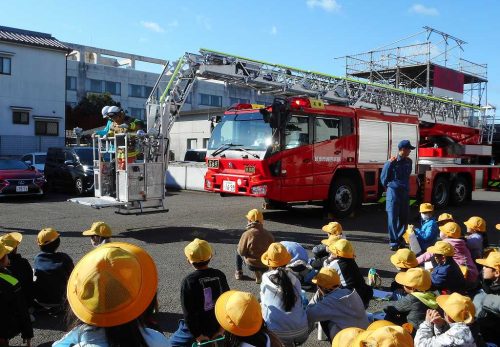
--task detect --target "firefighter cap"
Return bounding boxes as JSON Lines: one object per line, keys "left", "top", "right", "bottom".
{"left": 398, "top": 140, "right": 416, "bottom": 150}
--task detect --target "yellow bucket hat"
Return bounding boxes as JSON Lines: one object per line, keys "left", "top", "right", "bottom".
{"left": 67, "top": 242, "right": 158, "bottom": 327}
{"left": 395, "top": 268, "right": 432, "bottom": 291}
{"left": 436, "top": 292, "right": 475, "bottom": 324}
{"left": 464, "top": 216, "right": 486, "bottom": 232}
{"left": 439, "top": 222, "right": 462, "bottom": 239}
{"left": 321, "top": 234, "right": 341, "bottom": 246}
{"left": 37, "top": 228, "right": 60, "bottom": 246}
{"left": 419, "top": 203, "right": 434, "bottom": 213}
{"left": 83, "top": 221, "right": 112, "bottom": 237}
{"left": 184, "top": 238, "right": 213, "bottom": 263}
{"left": 246, "top": 209, "right": 263, "bottom": 224}
{"left": 367, "top": 320, "right": 397, "bottom": 331}
{"left": 322, "top": 222, "right": 343, "bottom": 235}
{"left": 427, "top": 241, "right": 455, "bottom": 257}
{"left": 331, "top": 327, "right": 364, "bottom": 347}
{"left": 328, "top": 239, "right": 355, "bottom": 259}
{"left": 496, "top": 224, "right": 500, "bottom": 231}
{"left": 476, "top": 251, "right": 500, "bottom": 271}
{"left": 359, "top": 325, "right": 414, "bottom": 347}
{"left": 0, "top": 232, "right": 23, "bottom": 249}
{"left": 312, "top": 267, "right": 340, "bottom": 289}
{"left": 215, "top": 290, "right": 262, "bottom": 337}
{"left": 390, "top": 248, "right": 418, "bottom": 269}
{"left": 0, "top": 242, "right": 13, "bottom": 260}
{"left": 437, "top": 213, "right": 454, "bottom": 223}
{"left": 261, "top": 242, "right": 291, "bottom": 268}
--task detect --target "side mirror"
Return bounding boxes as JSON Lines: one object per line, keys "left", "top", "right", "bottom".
{"left": 260, "top": 109, "right": 271, "bottom": 123}
{"left": 270, "top": 98, "right": 288, "bottom": 128}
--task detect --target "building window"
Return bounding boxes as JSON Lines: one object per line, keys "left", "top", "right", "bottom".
{"left": 229, "top": 97, "right": 250, "bottom": 105}
{"left": 202, "top": 138, "right": 210, "bottom": 148}
{"left": 144, "top": 86, "right": 153, "bottom": 98}
{"left": 0, "top": 57, "right": 11, "bottom": 75}
{"left": 66, "top": 76, "right": 77, "bottom": 90}
{"left": 129, "top": 84, "right": 143, "bottom": 97}
{"left": 87, "top": 79, "right": 103, "bottom": 93}
{"left": 13, "top": 111, "right": 29, "bottom": 125}
{"left": 200, "top": 93, "right": 222, "bottom": 107}
{"left": 105, "top": 81, "right": 121, "bottom": 95}
{"left": 35, "top": 121, "right": 59, "bottom": 136}
{"left": 187, "top": 138, "right": 197, "bottom": 150}
{"left": 129, "top": 107, "right": 146, "bottom": 119}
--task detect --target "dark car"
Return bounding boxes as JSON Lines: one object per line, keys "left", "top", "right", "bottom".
{"left": 0, "top": 159, "right": 45, "bottom": 197}
{"left": 183, "top": 149, "right": 207, "bottom": 162}
{"left": 45, "top": 147, "right": 95, "bottom": 195}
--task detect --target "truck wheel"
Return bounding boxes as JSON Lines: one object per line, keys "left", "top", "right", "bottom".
{"left": 328, "top": 177, "right": 358, "bottom": 218}
{"left": 263, "top": 198, "right": 288, "bottom": 210}
{"left": 74, "top": 178, "right": 84, "bottom": 196}
{"left": 450, "top": 176, "right": 469, "bottom": 206}
{"left": 432, "top": 176, "right": 450, "bottom": 208}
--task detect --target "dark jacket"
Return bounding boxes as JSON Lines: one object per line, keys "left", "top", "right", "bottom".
{"left": 473, "top": 281, "right": 500, "bottom": 345}
{"left": 7, "top": 253, "right": 33, "bottom": 307}
{"left": 431, "top": 257, "right": 465, "bottom": 293}
{"left": 33, "top": 251, "right": 74, "bottom": 304}
{"left": 0, "top": 268, "right": 33, "bottom": 340}
{"left": 384, "top": 292, "right": 438, "bottom": 330}
{"left": 329, "top": 258, "right": 373, "bottom": 308}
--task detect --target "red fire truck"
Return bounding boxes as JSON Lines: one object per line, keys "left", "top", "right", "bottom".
{"left": 204, "top": 96, "right": 499, "bottom": 216}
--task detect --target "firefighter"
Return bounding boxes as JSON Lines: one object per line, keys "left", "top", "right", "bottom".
{"left": 381, "top": 140, "right": 415, "bottom": 251}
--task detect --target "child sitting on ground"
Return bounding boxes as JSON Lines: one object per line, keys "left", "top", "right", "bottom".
{"left": 418, "top": 222, "right": 478, "bottom": 286}
{"left": 325, "top": 239, "right": 373, "bottom": 307}
{"left": 384, "top": 268, "right": 438, "bottom": 331}
{"left": 414, "top": 293, "right": 476, "bottom": 346}
{"left": 425, "top": 241, "right": 465, "bottom": 294}
{"left": 170, "top": 238, "right": 229, "bottom": 346}
{"left": 260, "top": 243, "right": 309, "bottom": 346}
{"left": 236, "top": 209, "right": 274, "bottom": 284}
{"left": 1, "top": 232, "right": 33, "bottom": 309}
{"left": 280, "top": 241, "right": 315, "bottom": 285}
{"left": 33, "top": 228, "right": 74, "bottom": 308}
{"left": 82, "top": 221, "right": 113, "bottom": 247}
{"left": 311, "top": 222, "right": 344, "bottom": 270}
{"left": 306, "top": 267, "right": 368, "bottom": 342}
{"left": 389, "top": 248, "right": 419, "bottom": 300}
{"left": 464, "top": 216, "right": 489, "bottom": 261}
{"left": 406, "top": 203, "right": 439, "bottom": 255}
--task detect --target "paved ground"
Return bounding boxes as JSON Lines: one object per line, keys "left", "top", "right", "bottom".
{"left": 2, "top": 189, "right": 499, "bottom": 346}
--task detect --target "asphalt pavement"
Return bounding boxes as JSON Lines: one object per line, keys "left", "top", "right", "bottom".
{"left": 2, "top": 189, "right": 499, "bottom": 347}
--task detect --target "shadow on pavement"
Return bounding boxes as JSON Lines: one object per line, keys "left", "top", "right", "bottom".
{"left": 156, "top": 311, "right": 184, "bottom": 334}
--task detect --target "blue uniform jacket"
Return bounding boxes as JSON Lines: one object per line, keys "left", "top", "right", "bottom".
{"left": 380, "top": 156, "right": 412, "bottom": 192}
{"left": 414, "top": 218, "right": 439, "bottom": 252}
{"left": 431, "top": 258, "right": 465, "bottom": 293}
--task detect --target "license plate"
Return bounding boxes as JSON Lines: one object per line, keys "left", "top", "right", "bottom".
{"left": 16, "top": 185, "right": 28, "bottom": 192}
{"left": 222, "top": 180, "right": 236, "bottom": 192}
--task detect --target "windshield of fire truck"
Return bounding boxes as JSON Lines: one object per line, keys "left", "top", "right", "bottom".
{"left": 208, "top": 112, "right": 272, "bottom": 151}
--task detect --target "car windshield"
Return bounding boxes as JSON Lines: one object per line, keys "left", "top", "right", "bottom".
{"left": 0, "top": 160, "right": 29, "bottom": 170}
{"left": 208, "top": 112, "right": 272, "bottom": 151}
{"left": 35, "top": 155, "right": 46, "bottom": 164}
{"left": 73, "top": 148, "right": 94, "bottom": 166}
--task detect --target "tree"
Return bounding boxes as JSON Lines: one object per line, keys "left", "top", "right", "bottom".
{"left": 66, "top": 93, "right": 121, "bottom": 131}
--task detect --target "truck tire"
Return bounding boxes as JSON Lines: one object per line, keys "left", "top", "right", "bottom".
{"left": 450, "top": 176, "right": 469, "bottom": 206}
{"left": 263, "top": 198, "right": 288, "bottom": 210}
{"left": 328, "top": 177, "right": 358, "bottom": 218}
{"left": 432, "top": 176, "right": 450, "bottom": 208}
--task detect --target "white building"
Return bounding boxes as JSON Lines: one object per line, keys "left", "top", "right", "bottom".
{"left": 0, "top": 26, "right": 69, "bottom": 156}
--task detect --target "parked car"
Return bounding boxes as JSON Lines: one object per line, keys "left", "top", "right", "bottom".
{"left": 20, "top": 152, "right": 47, "bottom": 173}
{"left": 45, "top": 147, "right": 95, "bottom": 195}
{"left": 183, "top": 149, "right": 207, "bottom": 162}
{"left": 0, "top": 159, "right": 45, "bottom": 197}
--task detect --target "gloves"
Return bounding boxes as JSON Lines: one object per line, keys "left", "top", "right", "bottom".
{"left": 118, "top": 123, "right": 129, "bottom": 129}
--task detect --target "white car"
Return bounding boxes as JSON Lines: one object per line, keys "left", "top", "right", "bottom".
{"left": 20, "top": 152, "right": 47, "bottom": 173}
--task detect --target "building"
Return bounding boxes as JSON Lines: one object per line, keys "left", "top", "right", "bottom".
{"left": 0, "top": 26, "right": 70, "bottom": 156}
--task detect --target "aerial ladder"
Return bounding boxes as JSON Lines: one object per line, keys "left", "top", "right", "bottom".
{"left": 69, "top": 48, "right": 493, "bottom": 213}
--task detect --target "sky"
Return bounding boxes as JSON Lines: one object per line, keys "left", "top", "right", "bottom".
{"left": 1, "top": 0, "right": 499, "bottom": 109}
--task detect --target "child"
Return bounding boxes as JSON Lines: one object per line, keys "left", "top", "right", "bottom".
{"left": 312, "top": 222, "right": 344, "bottom": 261}
{"left": 33, "top": 228, "right": 74, "bottom": 307}
{"left": 82, "top": 221, "right": 113, "bottom": 247}
{"left": 464, "top": 216, "right": 488, "bottom": 261}
{"left": 306, "top": 267, "right": 368, "bottom": 342}
{"left": 358, "top": 325, "right": 414, "bottom": 347}
{"left": 437, "top": 213, "right": 454, "bottom": 227}
{"left": 384, "top": 268, "right": 438, "bottom": 330}
{"left": 236, "top": 209, "right": 274, "bottom": 283}
{"left": 214, "top": 290, "right": 284, "bottom": 347}
{"left": 170, "top": 238, "right": 229, "bottom": 346}
{"left": 52, "top": 242, "right": 169, "bottom": 346}
{"left": 425, "top": 241, "right": 465, "bottom": 294}
{"left": 0, "top": 242, "right": 33, "bottom": 346}
{"left": 1, "top": 232, "right": 33, "bottom": 309}
{"left": 473, "top": 251, "right": 500, "bottom": 345}
{"left": 407, "top": 203, "right": 439, "bottom": 254}
{"left": 414, "top": 293, "right": 476, "bottom": 346}
{"left": 280, "top": 241, "right": 314, "bottom": 285}
{"left": 326, "top": 239, "right": 373, "bottom": 307}
{"left": 418, "top": 222, "right": 478, "bottom": 285}
{"left": 390, "top": 248, "right": 419, "bottom": 299}
{"left": 260, "top": 243, "right": 309, "bottom": 346}
{"left": 331, "top": 327, "right": 364, "bottom": 347}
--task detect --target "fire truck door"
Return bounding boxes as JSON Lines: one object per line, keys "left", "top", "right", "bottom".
{"left": 312, "top": 116, "right": 343, "bottom": 200}
{"left": 280, "top": 115, "right": 313, "bottom": 201}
